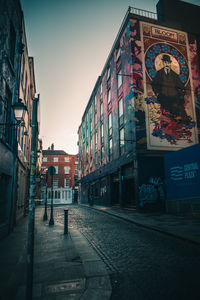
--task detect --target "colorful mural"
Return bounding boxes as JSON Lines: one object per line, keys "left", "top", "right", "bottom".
{"left": 141, "top": 22, "right": 198, "bottom": 149}
{"left": 188, "top": 34, "right": 200, "bottom": 140}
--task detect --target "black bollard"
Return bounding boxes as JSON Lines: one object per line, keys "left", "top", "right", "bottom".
{"left": 64, "top": 209, "right": 68, "bottom": 234}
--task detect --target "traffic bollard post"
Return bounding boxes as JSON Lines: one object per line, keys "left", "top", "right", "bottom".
{"left": 64, "top": 209, "right": 68, "bottom": 234}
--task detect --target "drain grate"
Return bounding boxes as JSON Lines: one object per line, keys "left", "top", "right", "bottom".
{"left": 45, "top": 278, "right": 85, "bottom": 294}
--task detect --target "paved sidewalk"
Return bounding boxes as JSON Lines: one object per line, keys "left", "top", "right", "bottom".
{"left": 1, "top": 204, "right": 199, "bottom": 299}
{"left": 0, "top": 217, "right": 28, "bottom": 300}
{"left": 0, "top": 206, "right": 112, "bottom": 300}
{"left": 87, "top": 204, "right": 200, "bottom": 245}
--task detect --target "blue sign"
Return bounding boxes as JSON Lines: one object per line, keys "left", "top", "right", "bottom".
{"left": 164, "top": 144, "right": 200, "bottom": 201}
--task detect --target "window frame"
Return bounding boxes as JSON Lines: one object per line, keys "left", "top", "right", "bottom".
{"left": 108, "top": 113, "right": 112, "bottom": 136}
{"left": 64, "top": 166, "right": 70, "bottom": 174}
{"left": 107, "top": 89, "right": 111, "bottom": 104}
{"left": 109, "top": 138, "right": 113, "bottom": 160}
{"left": 116, "top": 47, "right": 121, "bottom": 61}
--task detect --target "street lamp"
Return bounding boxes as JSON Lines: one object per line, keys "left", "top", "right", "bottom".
{"left": 0, "top": 98, "right": 27, "bottom": 127}
{"left": 12, "top": 98, "right": 27, "bottom": 123}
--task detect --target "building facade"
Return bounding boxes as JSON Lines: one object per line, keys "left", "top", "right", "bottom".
{"left": 41, "top": 144, "right": 78, "bottom": 205}
{"left": 78, "top": 0, "right": 200, "bottom": 213}
{"left": 0, "top": 0, "right": 38, "bottom": 238}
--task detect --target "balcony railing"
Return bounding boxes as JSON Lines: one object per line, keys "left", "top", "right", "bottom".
{"left": 129, "top": 6, "right": 157, "bottom": 20}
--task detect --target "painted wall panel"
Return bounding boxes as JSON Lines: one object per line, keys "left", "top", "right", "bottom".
{"left": 164, "top": 143, "right": 200, "bottom": 201}
{"left": 141, "top": 22, "right": 198, "bottom": 150}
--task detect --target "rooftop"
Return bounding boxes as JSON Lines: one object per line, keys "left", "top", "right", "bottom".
{"left": 42, "top": 150, "right": 68, "bottom": 155}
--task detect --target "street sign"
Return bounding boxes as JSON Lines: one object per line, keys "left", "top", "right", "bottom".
{"left": 42, "top": 168, "right": 48, "bottom": 174}
{"left": 48, "top": 166, "right": 56, "bottom": 175}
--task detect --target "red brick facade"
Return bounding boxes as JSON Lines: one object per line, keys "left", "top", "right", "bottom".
{"left": 42, "top": 150, "right": 78, "bottom": 188}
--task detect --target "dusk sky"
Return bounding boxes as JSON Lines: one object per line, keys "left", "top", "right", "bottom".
{"left": 20, "top": 0, "right": 200, "bottom": 154}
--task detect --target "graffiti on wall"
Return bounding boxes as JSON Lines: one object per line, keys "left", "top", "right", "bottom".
{"left": 141, "top": 22, "right": 198, "bottom": 149}
{"left": 139, "top": 176, "right": 165, "bottom": 207}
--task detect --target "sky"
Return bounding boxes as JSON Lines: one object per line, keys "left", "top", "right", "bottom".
{"left": 20, "top": 0, "right": 200, "bottom": 154}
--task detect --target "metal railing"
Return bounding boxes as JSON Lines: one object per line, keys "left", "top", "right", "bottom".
{"left": 129, "top": 6, "right": 157, "bottom": 20}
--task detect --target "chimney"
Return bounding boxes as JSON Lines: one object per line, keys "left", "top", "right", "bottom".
{"left": 51, "top": 143, "right": 54, "bottom": 151}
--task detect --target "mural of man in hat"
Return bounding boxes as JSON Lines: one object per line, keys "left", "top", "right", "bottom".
{"left": 151, "top": 54, "right": 189, "bottom": 122}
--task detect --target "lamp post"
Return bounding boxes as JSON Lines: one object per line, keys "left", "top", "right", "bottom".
{"left": 43, "top": 169, "right": 48, "bottom": 221}
{"left": 0, "top": 98, "right": 27, "bottom": 127}
{"left": 48, "top": 166, "right": 56, "bottom": 226}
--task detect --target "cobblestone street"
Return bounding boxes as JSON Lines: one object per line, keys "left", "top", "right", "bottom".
{"left": 55, "top": 205, "right": 200, "bottom": 300}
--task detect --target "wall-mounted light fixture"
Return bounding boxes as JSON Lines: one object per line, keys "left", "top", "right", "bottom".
{"left": 0, "top": 98, "right": 27, "bottom": 127}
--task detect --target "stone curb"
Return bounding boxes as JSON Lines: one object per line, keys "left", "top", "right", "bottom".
{"left": 84, "top": 205, "right": 200, "bottom": 246}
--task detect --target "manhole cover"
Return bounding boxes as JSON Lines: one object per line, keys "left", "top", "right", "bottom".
{"left": 45, "top": 279, "right": 85, "bottom": 294}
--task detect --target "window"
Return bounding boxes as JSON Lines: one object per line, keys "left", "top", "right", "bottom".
{"left": 108, "top": 113, "right": 112, "bottom": 136}
{"left": 101, "top": 123, "right": 104, "bottom": 144}
{"left": 64, "top": 166, "right": 70, "bottom": 174}
{"left": 53, "top": 179, "right": 58, "bottom": 187}
{"left": 91, "top": 115, "right": 93, "bottom": 132}
{"left": 100, "top": 82, "right": 102, "bottom": 94}
{"left": 54, "top": 166, "right": 58, "bottom": 174}
{"left": 118, "top": 98, "right": 124, "bottom": 126}
{"left": 75, "top": 158, "right": 78, "bottom": 164}
{"left": 95, "top": 152, "right": 98, "bottom": 165}
{"left": 2, "top": 86, "right": 12, "bottom": 144}
{"left": 116, "top": 47, "right": 121, "bottom": 61}
{"left": 42, "top": 157, "right": 47, "bottom": 162}
{"left": 21, "top": 55, "right": 25, "bottom": 85}
{"left": 65, "top": 157, "right": 69, "bottom": 162}
{"left": 9, "top": 21, "right": 16, "bottom": 65}
{"left": 90, "top": 156, "right": 93, "bottom": 169}
{"left": 119, "top": 127, "right": 125, "bottom": 149}
{"left": 101, "top": 145, "right": 104, "bottom": 162}
{"left": 117, "top": 70, "right": 123, "bottom": 89}
{"left": 21, "top": 126, "right": 24, "bottom": 151}
{"left": 94, "top": 112, "right": 97, "bottom": 126}
{"left": 100, "top": 101, "right": 103, "bottom": 117}
{"left": 24, "top": 73, "right": 27, "bottom": 100}
{"left": 109, "top": 138, "right": 112, "bottom": 160}
{"left": 65, "top": 178, "right": 70, "bottom": 187}
{"left": 54, "top": 157, "right": 58, "bottom": 162}
{"left": 95, "top": 131, "right": 98, "bottom": 149}
{"left": 107, "top": 89, "right": 111, "bottom": 104}
{"left": 107, "top": 67, "right": 110, "bottom": 80}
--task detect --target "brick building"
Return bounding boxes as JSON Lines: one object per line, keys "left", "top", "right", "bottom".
{"left": 41, "top": 144, "right": 78, "bottom": 204}
{"left": 78, "top": 0, "right": 200, "bottom": 214}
